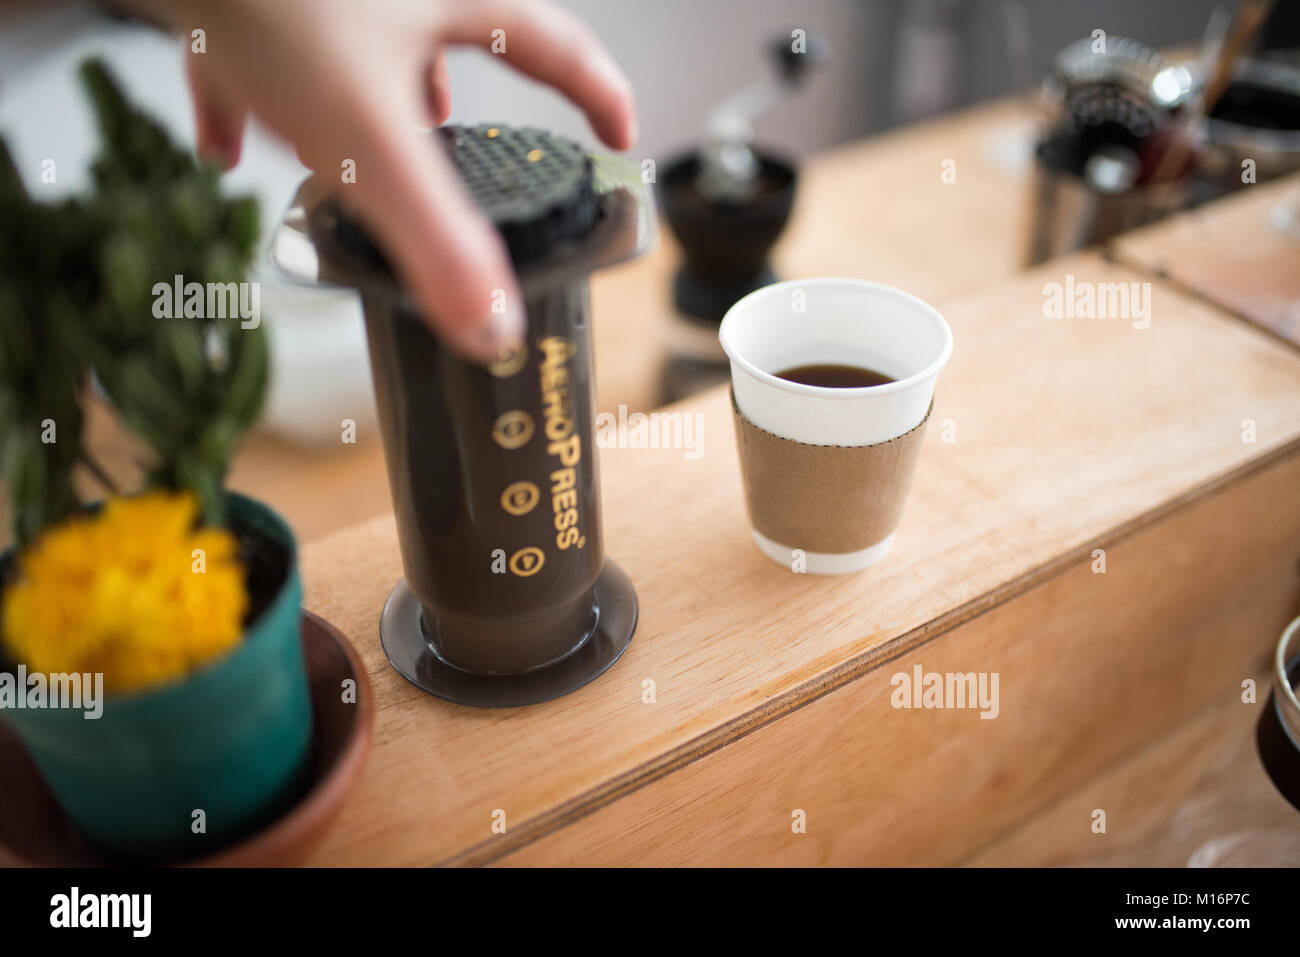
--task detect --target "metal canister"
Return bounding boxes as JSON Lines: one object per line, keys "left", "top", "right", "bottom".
{"left": 1026, "top": 36, "right": 1189, "bottom": 264}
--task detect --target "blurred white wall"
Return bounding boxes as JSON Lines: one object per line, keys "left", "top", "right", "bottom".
{"left": 440, "top": 0, "right": 878, "bottom": 162}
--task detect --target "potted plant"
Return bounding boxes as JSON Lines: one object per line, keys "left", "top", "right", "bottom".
{"left": 0, "top": 60, "right": 312, "bottom": 863}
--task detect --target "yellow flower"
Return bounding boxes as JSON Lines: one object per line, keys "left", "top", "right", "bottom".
{"left": 2, "top": 491, "right": 248, "bottom": 694}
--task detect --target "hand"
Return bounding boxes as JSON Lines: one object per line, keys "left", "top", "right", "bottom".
{"left": 148, "top": 0, "right": 636, "bottom": 362}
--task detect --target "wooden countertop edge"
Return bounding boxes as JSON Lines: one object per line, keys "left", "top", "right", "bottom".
{"left": 1106, "top": 246, "right": 1300, "bottom": 356}
{"left": 437, "top": 434, "right": 1300, "bottom": 867}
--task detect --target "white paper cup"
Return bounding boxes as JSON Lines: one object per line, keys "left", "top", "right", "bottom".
{"left": 720, "top": 278, "right": 953, "bottom": 573}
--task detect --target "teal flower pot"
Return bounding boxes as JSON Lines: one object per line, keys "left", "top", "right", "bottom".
{"left": 0, "top": 493, "right": 313, "bottom": 863}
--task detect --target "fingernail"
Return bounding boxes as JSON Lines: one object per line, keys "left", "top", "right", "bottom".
{"left": 463, "top": 304, "right": 525, "bottom": 364}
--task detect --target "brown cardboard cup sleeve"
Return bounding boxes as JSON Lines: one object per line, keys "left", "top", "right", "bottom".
{"left": 731, "top": 392, "right": 932, "bottom": 554}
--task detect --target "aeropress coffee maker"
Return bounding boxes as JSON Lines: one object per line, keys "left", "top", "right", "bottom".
{"left": 270, "top": 125, "right": 654, "bottom": 706}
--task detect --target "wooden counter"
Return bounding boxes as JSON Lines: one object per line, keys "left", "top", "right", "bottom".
{"left": 1112, "top": 174, "right": 1300, "bottom": 351}
{"left": 297, "top": 251, "right": 1300, "bottom": 866}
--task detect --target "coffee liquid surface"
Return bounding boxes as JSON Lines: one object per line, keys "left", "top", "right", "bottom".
{"left": 775, "top": 363, "right": 895, "bottom": 388}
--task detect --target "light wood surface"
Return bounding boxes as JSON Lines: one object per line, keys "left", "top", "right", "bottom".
{"left": 226, "top": 434, "right": 391, "bottom": 546}
{"left": 294, "top": 252, "right": 1300, "bottom": 865}
{"left": 777, "top": 98, "right": 1037, "bottom": 299}
{"left": 1112, "top": 173, "right": 1300, "bottom": 350}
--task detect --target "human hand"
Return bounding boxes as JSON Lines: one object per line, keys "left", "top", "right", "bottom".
{"left": 147, "top": 0, "right": 636, "bottom": 362}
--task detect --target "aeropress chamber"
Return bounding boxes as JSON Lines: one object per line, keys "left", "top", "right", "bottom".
{"left": 270, "top": 125, "right": 654, "bottom": 706}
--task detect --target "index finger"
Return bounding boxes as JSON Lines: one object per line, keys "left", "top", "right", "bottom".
{"left": 337, "top": 88, "right": 525, "bottom": 363}
{"left": 438, "top": 0, "right": 637, "bottom": 150}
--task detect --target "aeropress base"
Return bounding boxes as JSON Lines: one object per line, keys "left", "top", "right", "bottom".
{"left": 379, "top": 560, "right": 637, "bottom": 707}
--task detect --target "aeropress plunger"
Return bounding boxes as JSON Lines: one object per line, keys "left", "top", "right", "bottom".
{"left": 269, "top": 125, "right": 655, "bottom": 706}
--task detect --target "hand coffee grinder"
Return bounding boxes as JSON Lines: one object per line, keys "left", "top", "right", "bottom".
{"left": 658, "top": 31, "right": 827, "bottom": 401}
{"left": 271, "top": 126, "right": 655, "bottom": 706}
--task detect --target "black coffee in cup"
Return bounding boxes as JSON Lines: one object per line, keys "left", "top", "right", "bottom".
{"left": 776, "top": 363, "right": 895, "bottom": 388}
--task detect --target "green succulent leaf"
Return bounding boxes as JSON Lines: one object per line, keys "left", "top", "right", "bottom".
{"left": 0, "top": 57, "right": 268, "bottom": 544}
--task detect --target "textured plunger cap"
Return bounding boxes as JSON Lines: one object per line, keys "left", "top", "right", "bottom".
{"left": 332, "top": 124, "right": 599, "bottom": 269}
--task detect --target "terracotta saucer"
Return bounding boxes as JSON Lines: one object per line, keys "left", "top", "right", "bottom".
{"left": 0, "top": 611, "right": 372, "bottom": 867}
